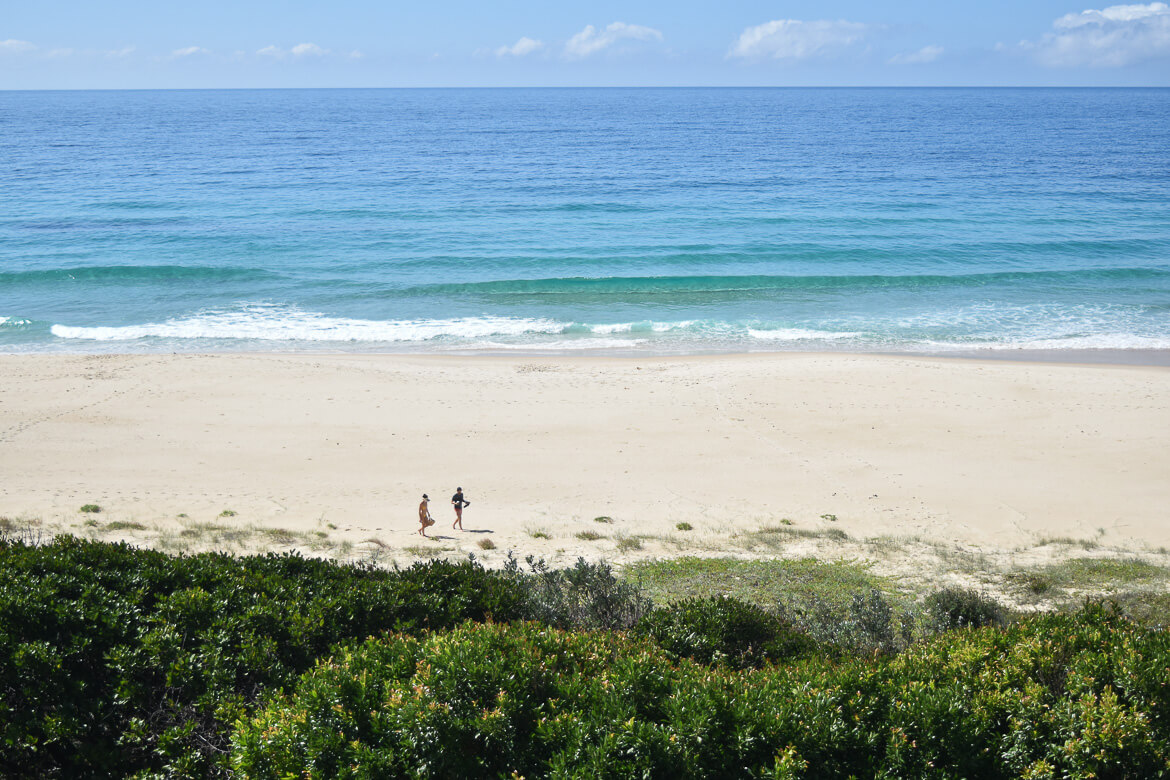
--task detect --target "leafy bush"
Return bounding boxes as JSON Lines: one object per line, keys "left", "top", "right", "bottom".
{"left": 925, "top": 586, "right": 1008, "bottom": 631}
{"left": 504, "top": 554, "right": 652, "bottom": 630}
{"left": 635, "top": 596, "right": 815, "bottom": 668}
{"left": 79, "top": 504, "right": 101, "bottom": 513}
{"left": 0, "top": 537, "right": 528, "bottom": 778}
{"left": 795, "top": 587, "right": 911, "bottom": 655}
{"left": 235, "top": 604, "right": 1170, "bottom": 779}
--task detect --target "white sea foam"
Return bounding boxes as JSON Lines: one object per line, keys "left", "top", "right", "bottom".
{"left": 590, "top": 322, "right": 635, "bottom": 334}
{"left": 589, "top": 320, "right": 697, "bottom": 334}
{"left": 50, "top": 305, "right": 566, "bottom": 343}
{"left": 748, "top": 328, "right": 863, "bottom": 341}
{"left": 457, "top": 337, "right": 649, "bottom": 351}
{"left": 988, "top": 334, "right": 1170, "bottom": 351}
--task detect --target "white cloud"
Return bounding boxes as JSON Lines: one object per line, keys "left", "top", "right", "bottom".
{"left": 171, "top": 46, "right": 209, "bottom": 59}
{"left": 0, "top": 39, "right": 37, "bottom": 54}
{"left": 258, "top": 43, "right": 331, "bottom": 60}
{"left": 564, "top": 22, "right": 663, "bottom": 58}
{"left": 888, "top": 44, "right": 944, "bottom": 64}
{"left": 729, "top": 19, "right": 870, "bottom": 60}
{"left": 291, "top": 42, "right": 328, "bottom": 57}
{"left": 106, "top": 46, "right": 135, "bottom": 59}
{"left": 1024, "top": 2, "right": 1170, "bottom": 66}
{"left": 496, "top": 36, "right": 544, "bottom": 57}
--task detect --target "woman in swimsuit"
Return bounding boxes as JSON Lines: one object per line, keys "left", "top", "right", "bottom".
{"left": 418, "top": 494, "right": 434, "bottom": 536}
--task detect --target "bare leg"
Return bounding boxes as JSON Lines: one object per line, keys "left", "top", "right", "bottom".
{"left": 453, "top": 507, "right": 463, "bottom": 530}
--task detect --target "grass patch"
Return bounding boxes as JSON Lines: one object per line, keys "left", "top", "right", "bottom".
{"left": 625, "top": 557, "right": 893, "bottom": 613}
{"left": 575, "top": 530, "right": 606, "bottom": 542}
{"left": 1012, "top": 558, "right": 1168, "bottom": 593}
{"left": 104, "top": 521, "right": 147, "bottom": 532}
{"left": 478, "top": 539, "right": 496, "bottom": 550}
{"left": 820, "top": 513, "right": 838, "bottom": 522}
{"left": 259, "top": 528, "right": 299, "bottom": 546}
{"left": 403, "top": 544, "right": 451, "bottom": 558}
{"left": 178, "top": 522, "right": 231, "bottom": 539}
{"left": 615, "top": 535, "right": 644, "bottom": 553}
{"left": 593, "top": 516, "right": 614, "bottom": 524}
{"left": 79, "top": 504, "right": 102, "bottom": 514}
{"left": 1037, "top": 536, "right": 1099, "bottom": 550}
{"left": 528, "top": 529, "right": 551, "bottom": 540}
{"left": 736, "top": 524, "right": 850, "bottom": 550}
{"left": 675, "top": 522, "right": 693, "bottom": 531}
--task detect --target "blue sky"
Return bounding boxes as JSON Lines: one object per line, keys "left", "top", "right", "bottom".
{"left": 3, "top": 1, "right": 1169, "bottom": 88}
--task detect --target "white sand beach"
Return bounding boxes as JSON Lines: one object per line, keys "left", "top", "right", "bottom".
{"left": 1, "top": 352, "right": 1168, "bottom": 570}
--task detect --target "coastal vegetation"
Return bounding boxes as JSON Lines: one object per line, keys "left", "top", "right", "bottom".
{"left": 2, "top": 533, "right": 1168, "bottom": 778}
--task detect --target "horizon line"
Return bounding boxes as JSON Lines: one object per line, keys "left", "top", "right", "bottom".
{"left": 3, "top": 84, "right": 1169, "bottom": 93}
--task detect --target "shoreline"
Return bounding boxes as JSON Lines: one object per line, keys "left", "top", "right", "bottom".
{"left": 5, "top": 345, "right": 1170, "bottom": 368}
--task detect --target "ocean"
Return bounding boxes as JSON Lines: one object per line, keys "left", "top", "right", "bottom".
{"left": 2, "top": 87, "right": 1169, "bottom": 356}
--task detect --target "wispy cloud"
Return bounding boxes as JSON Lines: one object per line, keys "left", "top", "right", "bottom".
{"left": 564, "top": 22, "right": 663, "bottom": 59}
{"left": 888, "top": 44, "right": 944, "bottom": 65}
{"left": 291, "top": 42, "right": 328, "bottom": 57}
{"left": 496, "top": 37, "right": 544, "bottom": 57}
{"left": 171, "top": 46, "right": 210, "bottom": 59}
{"left": 5, "top": 41, "right": 134, "bottom": 60}
{"left": 1021, "top": 2, "right": 1170, "bottom": 66}
{"left": 729, "top": 19, "right": 871, "bottom": 60}
{"left": 257, "top": 42, "right": 331, "bottom": 60}
{"left": 0, "top": 39, "right": 37, "bottom": 54}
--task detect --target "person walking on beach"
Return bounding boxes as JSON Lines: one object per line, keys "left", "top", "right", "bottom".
{"left": 418, "top": 494, "right": 435, "bottom": 537}
{"left": 451, "top": 487, "right": 469, "bottom": 531}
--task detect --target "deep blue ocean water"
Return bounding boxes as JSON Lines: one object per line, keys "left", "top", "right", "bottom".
{"left": 2, "top": 87, "right": 1169, "bottom": 355}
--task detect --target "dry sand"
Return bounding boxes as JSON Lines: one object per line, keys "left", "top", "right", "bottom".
{"left": 1, "top": 352, "right": 1168, "bottom": 574}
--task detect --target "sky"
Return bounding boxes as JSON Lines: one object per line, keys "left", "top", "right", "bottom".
{"left": 2, "top": 0, "right": 1169, "bottom": 89}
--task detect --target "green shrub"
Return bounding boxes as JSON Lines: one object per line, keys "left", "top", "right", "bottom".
{"left": 615, "top": 534, "right": 644, "bottom": 552}
{"left": 504, "top": 554, "right": 652, "bottom": 630}
{"left": 636, "top": 596, "right": 815, "bottom": 668}
{"left": 0, "top": 537, "right": 529, "bottom": 778}
{"left": 925, "top": 586, "right": 1008, "bottom": 631}
{"left": 676, "top": 522, "right": 693, "bottom": 531}
{"left": 79, "top": 504, "right": 101, "bottom": 513}
{"left": 234, "top": 604, "right": 1170, "bottom": 779}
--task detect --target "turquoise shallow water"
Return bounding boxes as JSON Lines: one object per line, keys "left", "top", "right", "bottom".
{"left": 2, "top": 87, "right": 1169, "bottom": 354}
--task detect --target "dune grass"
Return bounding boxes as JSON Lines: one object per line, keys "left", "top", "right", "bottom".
{"left": 625, "top": 556, "right": 894, "bottom": 613}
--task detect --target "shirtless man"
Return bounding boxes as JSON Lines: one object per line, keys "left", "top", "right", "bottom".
{"left": 451, "top": 487, "right": 469, "bottom": 531}
{"left": 418, "top": 494, "right": 435, "bottom": 536}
